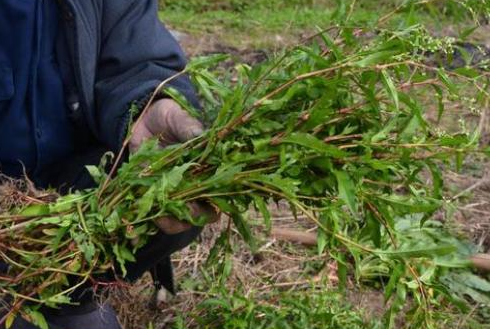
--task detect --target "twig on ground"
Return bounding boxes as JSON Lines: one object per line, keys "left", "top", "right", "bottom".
{"left": 452, "top": 175, "right": 490, "bottom": 201}
{"left": 470, "top": 253, "right": 490, "bottom": 272}
{"left": 271, "top": 228, "right": 317, "bottom": 246}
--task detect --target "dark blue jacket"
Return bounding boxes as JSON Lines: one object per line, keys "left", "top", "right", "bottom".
{"left": 56, "top": 0, "right": 198, "bottom": 151}
{"left": 0, "top": 0, "right": 76, "bottom": 178}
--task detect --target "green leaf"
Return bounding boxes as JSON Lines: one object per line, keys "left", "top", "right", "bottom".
{"left": 27, "top": 216, "right": 67, "bottom": 230}
{"left": 79, "top": 241, "right": 96, "bottom": 263}
{"left": 437, "top": 69, "right": 457, "bottom": 95}
{"left": 49, "top": 194, "right": 83, "bottom": 213}
{"left": 26, "top": 310, "right": 48, "bottom": 329}
{"left": 334, "top": 170, "right": 357, "bottom": 216}
{"left": 385, "top": 263, "right": 405, "bottom": 300}
{"left": 453, "top": 67, "right": 480, "bottom": 79}
{"left": 46, "top": 294, "right": 72, "bottom": 307}
{"left": 335, "top": 253, "right": 348, "bottom": 291}
{"left": 120, "top": 245, "right": 136, "bottom": 262}
{"left": 381, "top": 70, "right": 399, "bottom": 110}
{"left": 195, "top": 75, "right": 220, "bottom": 107}
{"left": 459, "top": 26, "right": 478, "bottom": 39}
{"left": 431, "top": 85, "right": 444, "bottom": 123}
{"left": 158, "top": 163, "right": 195, "bottom": 201}
{"left": 427, "top": 162, "right": 443, "bottom": 200}
{"left": 187, "top": 54, "right": 230, "bottom": 71}
{"left": 5, "top": 312, "right": 16, "bottom": 329}
{"left": 399, "top": 94, "right": 427, "bottom": 132}
{"left": 252, "top": 195, "right": 271, "bottom": 231}
{"left": 105, "top": 210, "right": 121, "bottom": 233}
{"left": 136, "top": 185, "right": 156, "bottom": 220}
{"left": 199, "top": 298, "right": 231, "bottom": 310}
{"left": 317, "top": 29, "right": 343, "bottom": 59}
{"left": 399, "top": 115, "right": 421, "bottom": 142}
{"left": 204, "top": 163, "right": 244, "bottom": 187}
{"left": 331, "top": 0, "right": 347, "bottom": 22}
{"left": 353, "top": 51, "right": 399, "bottom": 67}
{"left": 456, "top": 151, "right": 464, "bottom": 172}
{"left": 454, "top": 272, "right": 490, "bottom": 292}
{"left": 282, "top": 133, "right": 347, "bottom": 158}
{"left": 113, "top": 243, "right": 136, "bottom": 277}
{"left": 443, "top": 273, "right": 490, "bottom": 305}
{"left": 52, "top": 226, "right": 69, "bottom": 252}
{"left": 378, "top": 245, "right": 456, "bottom": 259}
{"left": 317, "top": 229, "right": 328, "bottom": 256}
{"left": 86, "top": 165, "right": 102, "bottom": 183}
{"left": 211, "top": 197, "right": 237, "bottom": 214}
{"left": 376, "top": 194, "right": 441, "bottom": 213}
{"left": 20, "top": 204, "right": 50, "bottom": 217}
{"left": 164, "top": 87, "right": 200, "bottom": 118}
{"left": 233, "top": 213, "right": 256, "bottom": 251}
{"left": 211, "top": 198, "right": 256, "bottom": 251}
{"left": 250, "top": 174, "right": 300, "bottom": 199}
{"left": 362, "top": 211, "right": 381, "bottom": 247}
{"left": 371, "top": 117, "right": 397, "bottom": 143}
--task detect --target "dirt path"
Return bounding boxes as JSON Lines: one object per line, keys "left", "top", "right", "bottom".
{"left": 171, "top": 30, "right": 268, "bottom": 65}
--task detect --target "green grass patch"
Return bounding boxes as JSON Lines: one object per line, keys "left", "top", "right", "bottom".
{"left": 168, "top": 282, "right": 489, "bottom": 329}
{"left": 173, "top": 288, "right": 382, "bottom": 329}
{"left": 159, "top": 0, "right": 486, "bottom": 50}
{"left": 159, "top": 3, "right": 338, "bottom": 49}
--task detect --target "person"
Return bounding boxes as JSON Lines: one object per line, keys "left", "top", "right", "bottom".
{"left": 0, "top": 1, "right": 214, "bottom": 328}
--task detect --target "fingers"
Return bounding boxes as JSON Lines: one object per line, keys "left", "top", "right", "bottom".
{"left": 170, "top": 109, "right": 204, "bottom": 143}
{"left": 155, "top": 217, "right": 193, "bottom": 235}
{"left": 144, "top": 99, "right": 203, "bottom": 147}
{"left": 128, "top": 98, "right": 204, "bottom": 153}
{"left": 129, "top": 118, "right": 154, "bottom": 153}
{"left": 155, "top": 201, "right": 220, "bottom": 235}
{"left": 188, "top": 201, "right": 220, "bottom": 224}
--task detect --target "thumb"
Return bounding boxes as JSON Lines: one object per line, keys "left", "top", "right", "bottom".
{"left": 145, "top": 99, "right": 204, "bottom": 144}
{"left": 169, "top": 108, "right": 204, "bottom": 142}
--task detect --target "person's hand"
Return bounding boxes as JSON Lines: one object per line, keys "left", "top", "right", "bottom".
{"left": 155, "top": 201, "right": 219, "bottom": 235}
{"left": 129, "top": 98, "right": 204, "bottom": 152}
{"left": 129, "top": 99, "right": 217, "bottom": 235}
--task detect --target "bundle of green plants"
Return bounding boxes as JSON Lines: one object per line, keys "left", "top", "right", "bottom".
{"left": 1, "top": 0, "right": 490, "bottom": 327}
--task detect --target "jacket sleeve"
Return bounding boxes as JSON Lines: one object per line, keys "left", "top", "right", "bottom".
{"left": 94, "top": 0, "right": 198, "bottom": 151}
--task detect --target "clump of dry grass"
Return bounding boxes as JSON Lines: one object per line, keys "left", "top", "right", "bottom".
{"left": 106, "top": 274, "right": 158, "bottom": 329}
{"left": 0, "top": 175, "right": 57, "bottom": 211}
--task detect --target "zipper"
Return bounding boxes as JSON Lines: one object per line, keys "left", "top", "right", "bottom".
{"left": 59, "top": 0, "right": 91, "bottom": 134}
